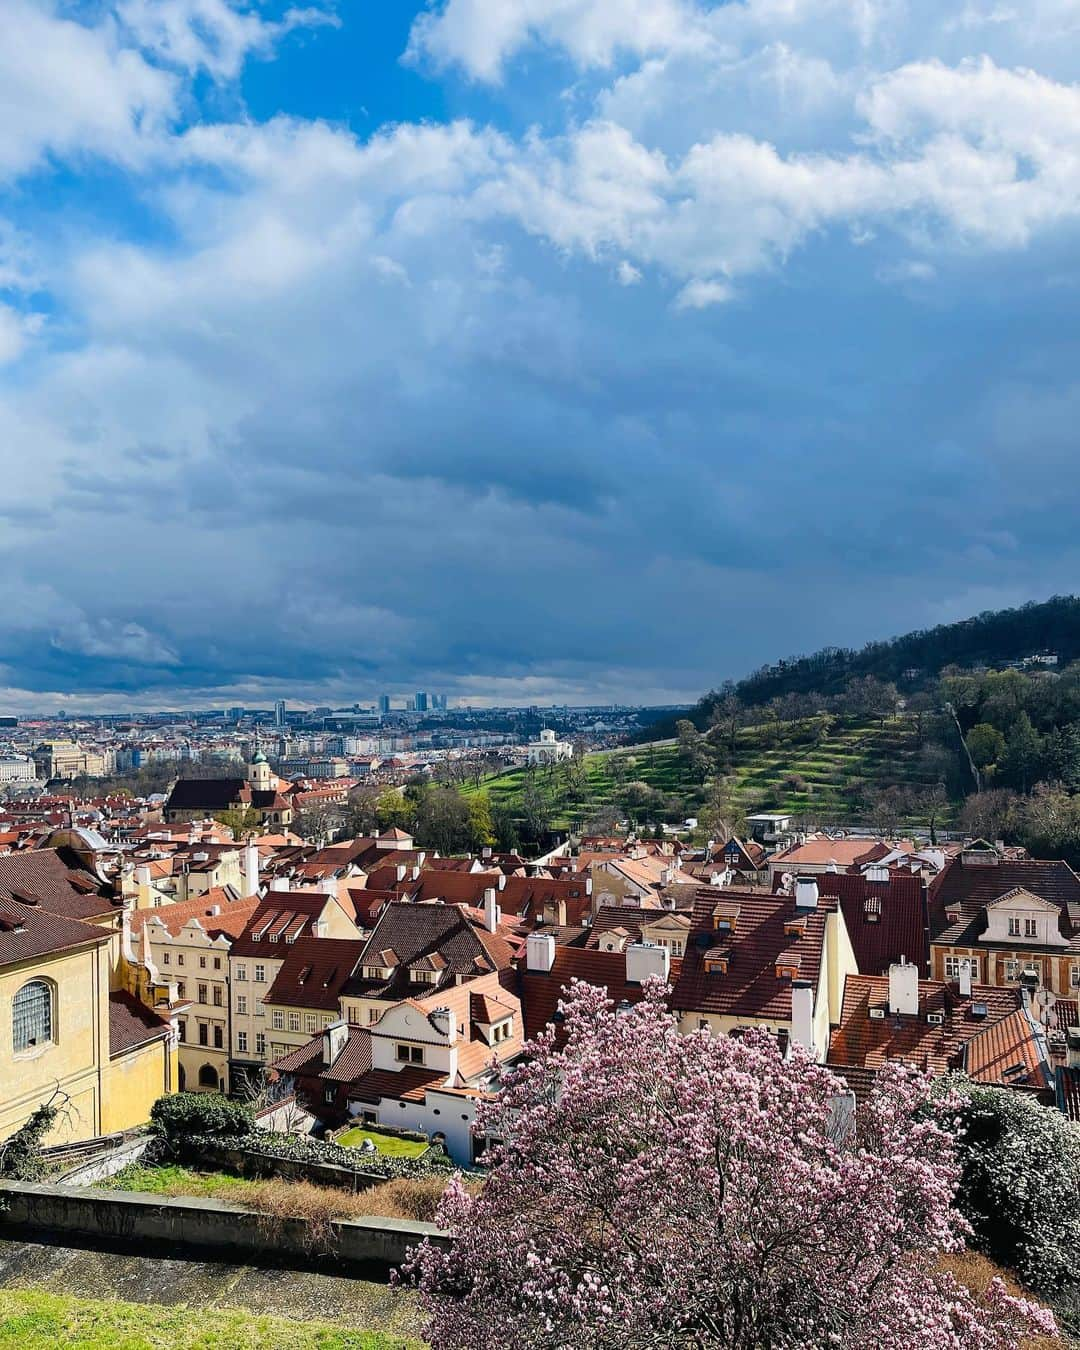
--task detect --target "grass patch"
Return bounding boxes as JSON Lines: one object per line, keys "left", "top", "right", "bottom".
{"left": 336, "top": 1128, "right": 428, "bottom": 1159}
{"left": 0, "top": 1289, "right": 423, "bottom": 1350}
{"left": 95, "top": 1165, "right": 247, "bottom": 1199}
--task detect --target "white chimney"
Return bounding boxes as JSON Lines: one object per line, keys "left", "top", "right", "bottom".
{"left": 498, "top": 872, "right": 507, "bottom": 890}
{"left": 244, "top": 841, "right": 260, "bottom": 898}
{"left": 791, "top": 980, "right": 815, "bottom": 1052}
{"left": 958, "top": 959, "right": 973, "bottom": 998}
{"left": 526, "top": 931, "right": 556, "bottom": 973}
{"left": 795, "top": 876, "right": 819, "bottom": 910}
{"left": 888, "top": 959, "right": 919, "bottom": 1016}
{"left": 270, "top": 876, "right": 288, "bottom": 892}
{"left": 625, "top": 941, "right": 670, "bottom": 985}
{"left": 429, "top": 1006, "right": 457, "bottom": 1042}
{"left": 323, "top": 1019, "right": 349, "bottom": 1067}
{"left": 483, "top": 886, "right": 500, "bottom": 934}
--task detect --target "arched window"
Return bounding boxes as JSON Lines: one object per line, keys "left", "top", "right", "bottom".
{"left": 13, "top": 980, "right": 54, "bottom": 1052}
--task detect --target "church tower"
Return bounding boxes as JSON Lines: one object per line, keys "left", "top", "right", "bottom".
{"left": 248, "top": 745, "right": 272, "bottom": 791}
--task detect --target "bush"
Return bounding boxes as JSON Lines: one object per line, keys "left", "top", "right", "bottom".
{"left": 150, "top": 1093, "right": 255, "bottom": 1150}
{"left": 942, "top": 1078, "right": 1080, "bottom": 1302}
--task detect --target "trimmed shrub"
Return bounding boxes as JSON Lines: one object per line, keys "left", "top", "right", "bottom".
{"left": 150, "top": 1093, "right": 254, "bottom": 1151}
{"left": 941, "top": 1078, "right": 1080, "bottom": 1303}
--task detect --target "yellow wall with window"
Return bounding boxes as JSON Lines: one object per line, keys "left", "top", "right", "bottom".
{"left": 0, "top": 938, "right": 173, "bottom": 1146}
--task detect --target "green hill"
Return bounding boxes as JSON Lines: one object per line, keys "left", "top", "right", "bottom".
{"left": 470, "top": 712, "right": 947, "bottom": 837}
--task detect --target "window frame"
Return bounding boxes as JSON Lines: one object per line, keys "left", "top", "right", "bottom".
{"left": 12, "top": 979, "right": 55, "bottom": 1055}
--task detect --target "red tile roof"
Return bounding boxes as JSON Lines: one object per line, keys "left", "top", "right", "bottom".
{"left": 230, "top": 893, "right": 339, "bottom": 958}
{"left": 263, "top": 936, "right": 365, "bottom": 1011}
{"left": 670, "top": 888, "right": 830, "bottom": 1023}
{"left": 827, "top": 974, "right": 1024, "bottom": 1078}
{"left": 964, "top": 1009, "right": 1048, "bottom": 1088}
{"left": 775, "top": 871, "right": 929, "bottom": 976}
{"left": 520, "top": 946, "right": 682, "bottom": 1042}
{"left": 131, "top": 890, "right": 260, "bottom": 942}
{"left": 273, "top": 1024, "right": 373, "bottom": 1084}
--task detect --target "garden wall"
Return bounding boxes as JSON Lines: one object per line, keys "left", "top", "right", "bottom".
{"left": 0, "top": 1180, "right": 449, "bottom": 1270}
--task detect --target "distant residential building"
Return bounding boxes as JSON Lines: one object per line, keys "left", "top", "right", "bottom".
{"left": 0, "top": 756, "right": 36, "bottom": 784}
{"left": 526, "top": 727, "right": 573, "bottom": 766}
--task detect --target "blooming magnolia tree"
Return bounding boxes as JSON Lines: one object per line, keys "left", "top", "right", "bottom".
{"left": 404, "top": 979, "right": 1057, "bottom": 1349}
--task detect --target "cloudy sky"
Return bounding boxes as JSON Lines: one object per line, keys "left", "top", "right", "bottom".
{"left": 3, "top": 0, "right": 1080, "bottom": 711}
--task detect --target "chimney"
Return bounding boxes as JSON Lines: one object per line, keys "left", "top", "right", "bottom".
{"left": 791, "top": 980, "right": 815, "bottom": 1052}
{"left": 625, "top": 941, "right": 670, "bottom": 985}
{"left": 498, "top": 872, "right": 506, "bottom": 890}
{"left": 482, "top": 846, "right": 492, "bottom": 859}
{"left": 270, "top": 876, "right": 288, "bottom": 892}
{"left": 888, "top": 959, "right": 919, "bottom": 1016}
{"left": 323, "top": 1019, "right": 349, "bottom": 1067}
{"left": 959, "top": 959, "right": 973, "bottom": 998}
{"left": 483, "top": 886, "right": 501, "bottom": 934}
{"left": 526, "top": 931, "right": 556, "bottom": 973}
{"left": 244, "top": 841, "right": 260, "bottom": 898}
{"left": 794, "top": 876, "right": 818, "bottom": 910}
{"left": 429, "top": 1006, "right": 457, "bottom": 1042}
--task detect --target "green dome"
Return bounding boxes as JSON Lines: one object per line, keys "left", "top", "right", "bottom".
{"left": 252, "top": 749, "right": 268, "bottom": 764}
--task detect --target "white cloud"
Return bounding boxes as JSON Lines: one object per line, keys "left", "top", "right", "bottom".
{"left": 673, "top": 278, "right": 733, "bottom": 310}
{"left": 117, "top": 0, "right": 337, "bottom": 81}
{"left": 616, "top": 260, "right": 642, "bottom": 285}
{"left": 0, "top": 305, "right": 43, "bottom": 364}
{"left": 0, "top": 0, "right": 176, "bottom": 180}
{"left": 407, "top": 0, "right": 697, "bottom": 82}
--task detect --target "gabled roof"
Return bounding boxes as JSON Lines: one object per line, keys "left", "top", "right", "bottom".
{"left": 131, "top": 889, "right": 260, "bottom": 942}
{"left": 341, "top": 901, "right": 515, "bottom": 1002}
{"left": 263, "top": 936, "right": 365, "bottom": 1011}
{"left": 827, "top": 975, "right": 1023, "bottom": 1079}
{"left": 273, "top": 1024, "right": 373, "bottom": 1084}
{"left": 774, "top": 870, "right": 929, "bottom": 976}
{"left": 670, "top": 888, "right": 830, "bottom": 1023}
{"left": 230, "top": 892, "right": 338, "bottom": 958}
{"left": 929, "top": 858, "right": 1080, "bottom": 950}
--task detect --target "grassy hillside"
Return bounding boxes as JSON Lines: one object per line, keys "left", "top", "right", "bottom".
{"left": 470, "top": 713, "right": 949, "bottom": 835}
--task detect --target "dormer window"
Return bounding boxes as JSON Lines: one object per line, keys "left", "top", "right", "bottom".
{"left": 712, "top": 905, "right": 739, "bottom": 933}
{"left": 703, "top": 949, "right": 730, "bottom": 975}
{"left": 396, "top": 1043, "right": 424, "bottom": 1065}
{"left": 1024, "top": 918, "right": 1037, "bottom": 938}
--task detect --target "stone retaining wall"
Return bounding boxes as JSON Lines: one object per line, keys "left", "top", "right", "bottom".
{"left": 0, "top": 1181, "right": 449, "bottom": 1271}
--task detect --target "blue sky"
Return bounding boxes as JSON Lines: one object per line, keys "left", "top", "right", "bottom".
{"left": 3, "top": 0, "right": 1080, "bottom": 711}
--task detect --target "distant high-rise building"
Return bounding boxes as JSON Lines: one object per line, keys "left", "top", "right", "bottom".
{"left": 274, "top": 698, "right": 287, "bottom": 729}
{"left": 378, "top": 694, "right": 391, "bottom": 716}
{"left": 414, "top": 691, "right": 429, "bottom": 713}
{"left": 431, "top": 693, "right": 447, "bottom": 711}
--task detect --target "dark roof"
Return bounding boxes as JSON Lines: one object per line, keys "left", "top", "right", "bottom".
{"left": 0, "top": 850, "right": 116, "bottom": 922}
{"left": 827, "top": 975, "right": 1023, "bottom": 1078}
{"left": 341, "top": 901, "right": 514, "bottom": 1002}
{"left": 0, "top": 902, "right": 108, "bottom": 969}
{"left": 520, "top": 946, "right": 682, "bottom": 1041}
{"left": 165, "top": 779, "right": 248, "bottom": 812}
{"left": 777, "top": 871, "right": 929, "bottom": 976}
{"left": 586, "top": 903, "right": 692, "bottom": 949}
{"left": 670, "top": 888, "right": 830, "bottom": 1022}
{"left": 263, "top": 937, "right": 365, "bottom": 1011}
{"left": 929, "top": 857, "right": 1080, "bottom": 949}
{"left": 272, "top": 1024, "right": 373, "bottom": 1084}
{"left": 109, "top": 990, "right": 170, "bottom": 1056}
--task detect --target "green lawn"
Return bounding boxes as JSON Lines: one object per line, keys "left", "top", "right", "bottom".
{"left": 336, "top": 1128, "right": 428, "bottom": 1159}
{"left": 95, "top": 1165, "right": 247, "bottom": 1199}
{"left": 0, "top": 1290, "right": 424, "bottom": 1350}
